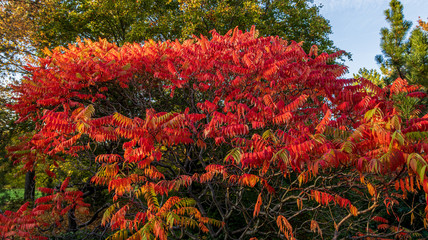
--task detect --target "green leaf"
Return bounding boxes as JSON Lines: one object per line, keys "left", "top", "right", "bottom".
{"left": 419, "top": 165, "right": 426, "bottom": 182}
{"left": 122, "top": 63, "right": 131, "bottom": 70}
{"left": 272, "top": 149, "right": 290, "bottom": 165}
{"left": 364, "top": 108, "right": 376, "bottom": 121}
{"left": 225, "top": 148, "right": 242, "bottom": 164}
{"left": 391, "top": 115, "right": 401, "bottom": 130}
{"left": 407, "top": 153, "right": 428, "bottom": 181}
{"left": 341, "top": 141, "right": 354, "bottom": 153}
{"left": 262, "top": 129, "right": 278, "bottom": 143}
{"left": 262, "top": 129, "right": 273, "bottom": 140}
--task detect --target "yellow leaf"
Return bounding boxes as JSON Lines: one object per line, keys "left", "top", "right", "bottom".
{"left": 350, "top": 205, "right": 358, "bottom": 216}
{"left": 367, "top": 182, "right": 375, "bottom": 196}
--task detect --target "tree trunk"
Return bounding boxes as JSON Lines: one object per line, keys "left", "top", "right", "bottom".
{"left": 24, "top": 170, "right": 35, "bottom": 201}
{"left": 68, "top": 207, "right": 78, "bottom": 232}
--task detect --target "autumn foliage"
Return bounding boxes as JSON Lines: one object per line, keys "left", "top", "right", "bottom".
{"left": 4, "top": 27, "right": 428, "bottom": 239}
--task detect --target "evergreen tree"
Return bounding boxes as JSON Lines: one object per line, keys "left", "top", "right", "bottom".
{"left": 406, "top": 27, "right": 428, "bottom": 87}
{"left": 353, "top": 68, "right": 385, "bottom": 88}
{"left": 376, "top": 0, "right": 428, "bottom": 88}
{"left": 375, "top": 0, "right": 411, "bottom": 85}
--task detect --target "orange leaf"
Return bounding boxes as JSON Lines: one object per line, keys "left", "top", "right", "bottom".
{"left": 253, "top": 193, "right": 262, "bottom": 217}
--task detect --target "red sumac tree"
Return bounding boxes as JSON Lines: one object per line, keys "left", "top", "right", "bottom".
{"left": 4, "top": 27, "right": 428, "bottom": 239}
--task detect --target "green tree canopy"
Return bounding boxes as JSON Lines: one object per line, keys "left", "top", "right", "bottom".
{"left": 37, "top": 0, "right": 338, "bottom": 52}
{"left": 376, "top": 0, "right": 428, "bottom": 87}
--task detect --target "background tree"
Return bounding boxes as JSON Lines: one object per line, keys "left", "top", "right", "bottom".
{"left": 35, "top": 0, "right": 183, "bottom": 46}
{"left": 406, "top": 22, "right": 428, "bottom": 88}
{"left": 176, "top": 0, "right": 337, "bottom": 53}
{"left": 353, "top": 68, "right": 386, "bottom": 88}
{"left": 36, "top": 0, "right": 339, "bottom": 53}
{"left": 0, "top": 0, "right": 59, "bottom": 202}
{"left": 376, "top": 0, "right": 428, "bottom": 88}
{"left": 0, "top": 0, "right": 54, "bottom": 82}
{"left": 375, "top": 0, "right": 411, "bottom": 84}
{"left": 0, "top": 86, "right": 15, "bottom": 190}
{"left": 0, "top": 85, "right": 34, "bottom": 203}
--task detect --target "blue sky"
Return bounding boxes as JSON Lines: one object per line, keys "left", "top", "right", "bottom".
{"left": 312, "top": 0, "right": 428, "bottom": 78}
